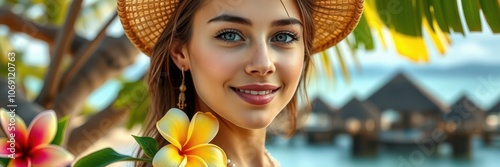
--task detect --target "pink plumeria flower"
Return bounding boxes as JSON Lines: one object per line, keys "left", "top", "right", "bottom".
{"left": 0, "top": 108, "right": 74, "bottom": 167}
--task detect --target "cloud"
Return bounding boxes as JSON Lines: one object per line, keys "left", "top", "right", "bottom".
{"left": 356, "top": 31, "right": 500, "bottom": 69}
{"left": 428, "top": 33, "right": 500, "bottom": 67}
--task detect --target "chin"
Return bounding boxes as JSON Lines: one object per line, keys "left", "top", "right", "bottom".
{"left": 235, "top": 115, "right": 275, "bottom": 130}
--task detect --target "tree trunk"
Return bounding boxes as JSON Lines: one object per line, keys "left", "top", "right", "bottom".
{"left": 53, "top": 35, "right": 139, "bottom": 118}
{"left": 1, "top": 8, "right": 141, "bottom": 157}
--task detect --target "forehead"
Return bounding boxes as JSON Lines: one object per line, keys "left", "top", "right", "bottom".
{"left": 197, "top": 0, "right": 302, "bottom": 23}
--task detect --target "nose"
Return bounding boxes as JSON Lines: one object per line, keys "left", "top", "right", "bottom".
{"left": 245, "top": 43, "right": 276, "bottom": 76}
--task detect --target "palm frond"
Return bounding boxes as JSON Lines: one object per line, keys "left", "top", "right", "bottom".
{"left": 313, "top": 0, "right": 499, "bottom": 83}
{"left": 363, "top": 0, "right": 499, "bottom": 60}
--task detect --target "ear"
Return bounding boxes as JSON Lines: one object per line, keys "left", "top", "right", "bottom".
{"left": 170, "top": 41, "right": 190, "bottom": 70}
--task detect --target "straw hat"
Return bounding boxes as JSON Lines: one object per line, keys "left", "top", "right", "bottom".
{"left": 117, "top": 0, "right": 364, "bottom": 56}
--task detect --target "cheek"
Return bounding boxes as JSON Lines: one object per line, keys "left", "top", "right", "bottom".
{"left": 278, "top": 54, "right": 304, "bottom": 89}
{"left": 187, "top": 41, "right": 240, "bottom": 89}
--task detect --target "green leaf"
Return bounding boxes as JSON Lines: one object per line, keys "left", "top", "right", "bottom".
{"left": 132, "top": 135, "right": 159, "bottom": 158}
{"left": 0, "top": 157, "right": 10, "bottom": 166}
{"left": 399, "top": 0, "right": 421, "bottom": 36}
{"left": 421, "top": 0, "right": 434, "bottom": 31}
{"left": 443, "top": 0, "right": 464, "bottom": 34}
{"left": 51, "top": 116, "right": 69, "bottom": 145}
{"left": 126, "top": 95, "right": 149, "bottom": 129}
{"left": 374, "top": 0, "right": 391, "bottom": 27}
{"left": 73, "top": 148, "right": 151, "bottom": 167}
{"left": 5, "top": 0, "right": 18, "bottom": 5}
{"left": 462, "top": 0, "right": 482, "bottom": 31}
{"left": 43, "top": 0, "right": 69, "bottom": 25}
{"left": 480, "top": 0, "right": 500, "bottom": 33}
{"left": 114, "top": 80, "right": 145, "bottom": 109}
{"left": 432, "top": 0, "right": 450, "bottom": 33}
{"left": 352, "top": 14, "right": 374, "bottom": 50}
{"left": 376, "top": 0, "right": 422, "bottom": 37}
{"left": 113, "top": 79, "right": 150, "bottom": 130}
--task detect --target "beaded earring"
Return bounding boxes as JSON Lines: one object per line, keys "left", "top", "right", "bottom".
{"left": 177, "top": 67, "right": 186, "bottom": 110}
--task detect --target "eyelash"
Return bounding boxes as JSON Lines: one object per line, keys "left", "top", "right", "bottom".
{"left": 214, "top": 29, "right": 245, "bottom": 43}
{"left": 273, "top": 30, "right": 300, "bottom": 44}
{"left": 214, "top": 29, "right": 300, "bottom": 44}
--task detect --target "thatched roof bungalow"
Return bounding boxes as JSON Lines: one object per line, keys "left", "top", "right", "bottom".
{"left": 487, "top": 100, "right": 500, "bottom": 114}
{"left": 366, "top": 73, "right": 446, "bottom": 131}
{"left": 366, "top": 73, "right": 446, "bottom": 113}
{"left": 485, "top": 100, "right": 500, "bottom": 132}
{"left": 303, "top": 97, "right": 337, "bottom": 131}
{"left": 443, "top": 96, "right": 485, "bottom": 134}
{"left": 302, "top": 97, "right": 338, "bottom": 144}
{"left": 337, "top": 98, "right": 380, "bottom": 135}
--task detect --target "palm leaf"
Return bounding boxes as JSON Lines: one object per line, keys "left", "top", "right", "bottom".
{"left": 314, "top": 0, "right": 499, "bottom": 82}
{"left": 352, "top": 14, "right": 374, "bottom": 50}
{"left": 319, "top": 50, "right": 334, "bottom": 80}
{"left": 113, "top": 78, "right": 149, "bottom": 130}
{"left": 462, "top": 0, "right": 482, "bottom": 31}
{"left": 334, "top": 46, "right": 351, "bottom": 84}
{"left": 43, "top": 0, "right": 69, "bottom": 25}
{"left": 444, "top": 0, "right": 464, "bottom": 34}
{"left": 362, "top": 0, "right": 500, "bottom": 60}
{"left": 480, "top": 0, "right": 500, "bottom": 33}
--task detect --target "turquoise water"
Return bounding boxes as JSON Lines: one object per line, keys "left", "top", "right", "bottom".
{"left": 267, "top": 134, "right": 500, "bottom": 167}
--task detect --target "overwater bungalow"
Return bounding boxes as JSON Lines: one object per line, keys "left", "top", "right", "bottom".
{"left": 443, "top": 96, "right": 485, "bottom": 135}
{"left": 303, "top": 97, "right": 338, "bottom": 144}
{"left": 337, "top": 98, "right": 380, "bottom": 156}
{"left": 337, "top": 98, "right": 380, "bottom": 134}
{"left": 483, "top": 100, "right": 500, "bottom": 145}
{"left": 365, "top": 73, "right": 447, "bottom": 145}
{"left": 443, "top": 96, "right": 485, "bottom": 157}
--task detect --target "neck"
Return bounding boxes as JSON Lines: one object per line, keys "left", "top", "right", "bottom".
{"left": 211, "top": 115, "right": 272, "bottom": 167}
{"left": 194, "top": 97, "right": 275, "bottom": 167}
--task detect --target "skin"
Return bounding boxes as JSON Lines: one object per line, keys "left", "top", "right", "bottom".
{"left": 171, "top": 0, "right": 304, "bottom": 166}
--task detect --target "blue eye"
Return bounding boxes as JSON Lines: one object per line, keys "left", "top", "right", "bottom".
{"left": 215, "top": 29, "right": 244, "bottom": 42}
{"left": 272, "top": 31, "right": 299, "bottom": 44}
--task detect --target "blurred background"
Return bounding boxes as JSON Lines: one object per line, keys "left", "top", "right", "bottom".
{"left": 0, "top": 0, "right": 499, "bottom": 166}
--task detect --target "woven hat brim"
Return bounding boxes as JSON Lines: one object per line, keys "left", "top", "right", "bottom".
{"left": 118, "top": 0, "right": 364, "bottom": 56}
{"left": 311, "top": 0, "right": 364, "bottom": 53}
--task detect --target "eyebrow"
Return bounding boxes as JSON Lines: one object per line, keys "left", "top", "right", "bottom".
{"left": 207, "top": 14, "right": 303, "bottom": 27}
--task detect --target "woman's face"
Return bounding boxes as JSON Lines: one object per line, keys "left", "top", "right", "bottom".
{"left": 184, "top": 0, "right": 304, "bottom": 129}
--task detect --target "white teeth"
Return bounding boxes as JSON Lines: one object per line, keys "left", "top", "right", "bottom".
{"left": 237, "top": 89, "right": 273, "bottom": 95}
{"left": 258, "top": 91, "right": 269, "bottom": 95}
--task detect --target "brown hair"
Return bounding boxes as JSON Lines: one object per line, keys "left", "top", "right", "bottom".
{"left": 137, "top": 0, "right": 316, "bottom": 166}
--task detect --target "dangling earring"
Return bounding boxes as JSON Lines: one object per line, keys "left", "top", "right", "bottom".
{"left": 177, "top": 67, "right": 187, "bottom": 110}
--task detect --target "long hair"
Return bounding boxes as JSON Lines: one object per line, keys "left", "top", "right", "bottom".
{"left": 137, "top": 0, "right": 317, "bottom": 166}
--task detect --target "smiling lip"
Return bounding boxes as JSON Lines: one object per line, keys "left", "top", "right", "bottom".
{"left": 231, "top": 84, "right": 280, "bottom": 105}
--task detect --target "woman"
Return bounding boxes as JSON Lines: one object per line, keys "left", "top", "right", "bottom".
{"left": 117, "top": 0, "right": 363, "bottom": 166}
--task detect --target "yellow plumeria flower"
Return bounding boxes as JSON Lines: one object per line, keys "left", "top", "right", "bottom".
{"left": 153, "top": 108, "right": 227, "bottom": 167}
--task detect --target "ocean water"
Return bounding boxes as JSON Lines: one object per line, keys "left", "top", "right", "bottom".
{"left": 103, "top": 128, "right": 499, "bottom": 167}
{"left": 267, "top": 134, "right": 500, "bottom": 167}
